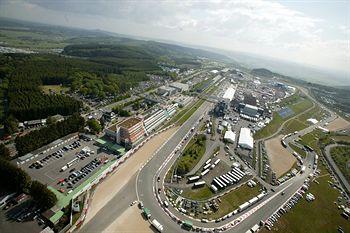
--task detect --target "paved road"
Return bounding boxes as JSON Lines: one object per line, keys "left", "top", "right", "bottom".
{"left": 81, "top": 82, "right": 336, "bottom": 233}
{"left": 135, "top": 96, "right": 316, "bottom": 232}
{"left": 324, "top": 144, "right": 350, "bottom": 195}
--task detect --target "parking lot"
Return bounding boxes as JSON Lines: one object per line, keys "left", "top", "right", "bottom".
{"left": 20, "top": 135, "right": 117, "bottom": 194}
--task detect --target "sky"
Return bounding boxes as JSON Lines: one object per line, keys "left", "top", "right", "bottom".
{"left": 0, "top": 0, "right": 349, "bottom": 73}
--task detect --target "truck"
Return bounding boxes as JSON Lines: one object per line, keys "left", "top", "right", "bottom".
{"left": 142, "top": 208, "right": 151, "bottom": 219}
{"left": 281, "top": 140, "right": 287, "bottom": 148}
{"left": 151, "top": 219, "right": 163, "bottom": 232}
{"left": 182, "top": 221, "right": 193, "bottom": 230}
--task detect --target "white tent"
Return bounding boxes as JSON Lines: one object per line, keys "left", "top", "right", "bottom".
{"left": 307, "top": 118, "right": 318, "bottom": 125}
{"left": 222, "top": 86, "right": 236, "bottom": 102}
{"left": 238, "top": 128, "right": 254, "bottom": 150}
{"left": 224, "top": 130, "right": 236, "bottom": 143}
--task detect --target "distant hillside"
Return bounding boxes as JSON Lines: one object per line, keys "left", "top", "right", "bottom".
{"left": 251, "top": 68, "right": 277, "bottom": 78}
{"left": 0, "top": 17, "right": 229, "bottom": 63}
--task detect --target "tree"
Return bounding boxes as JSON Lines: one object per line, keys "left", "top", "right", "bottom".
{"left": 4, "top": 115, "right": 18, "bottom": 135}
{"left": 87, "top": 119, "right": 102, "bottom": 134}
{"left": 0, "top": 144, "right": 11, "bottom": 160}
{"left": 0, "top": 159, "right": 31, "bottom": 192}
{"left": 15, "top": 114, "right": 85, "bottom": 156}
{"left": 46, "top": 116, "right": 57, "bottom": 125}
{"left": 30, "top": 181, "right": 57, "bottom": 210}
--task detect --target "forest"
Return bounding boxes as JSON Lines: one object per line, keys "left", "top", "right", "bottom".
{"left": 15, "top": 114, "right": 85, "bottom": 156}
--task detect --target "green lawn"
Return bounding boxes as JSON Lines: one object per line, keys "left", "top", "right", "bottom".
{"left": 330, "top": 146, "right": 350, "bottom": 183}
{"left": 281, "top": 119, "right": 308, "bottom": 135}
{"left": 175, "top": 134, "right": 207, "bottom": 175}
{"left": 260, "top": 174, "right": 350, "bottom": 233}
{"left": 255, "top": 96, "right": 313, "bottom": 140}
{"left": 254, "top": 112, "right": 283, "bottom": 139}
{"left": 41, "top": 85, "right": 70, "bottom": 94}
{"left": 181, "top": 185, "right": 214, "bottom": 200}
{"left": 289, "top": 143, "right": 307, "bottom": 158}
{"left": 208, "top": 185, "right": 261, "bottom": 219}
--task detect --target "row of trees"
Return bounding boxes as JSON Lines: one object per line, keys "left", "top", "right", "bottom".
{"left": 0, "top": 159, "right": 57, "bottom": 210}
{"left": 15, "top": 114, "right": 85, "bottom": 156}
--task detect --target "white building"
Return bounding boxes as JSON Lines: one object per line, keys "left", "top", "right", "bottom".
{"left": 222, "top": 86, "right": 236, "bottom": 102}
{"left": 238, "top": 127, "right": 254, "bottom": 150}
{"left": 307, "top": 118, "right": 318, "bottom": 125}
{"left": 169, "top": 82, "right": 189, "bottom": 92}
{"left": 224, "top": 130, "right": 236, "bottom": 143}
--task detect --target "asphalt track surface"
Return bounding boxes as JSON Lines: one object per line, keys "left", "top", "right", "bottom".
{"left": 136, "top": 98, "right": 316, "bottom": 232}
{"left": 81, "top": 85, "right": 338, "bottom": 233}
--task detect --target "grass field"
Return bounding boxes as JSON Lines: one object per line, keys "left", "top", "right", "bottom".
{"left": 299, "top": 129, "right": 324, "bottom": 154}
{"left": 260, "top": 170, "right": 350, "bottom": 233}
{"left": 289, "top": 143, "right": 307, "bottom": 158}
{"left": 254, "top": 95, "right": 313, "bottom": 140}
{"left": 41, "top": 85, "right": 70, "bottom": 94}
{"left": 207, "top": 185, "right": 261, "bottom": 219}
{"left": 181, "top": 185, "right": 214, "bottom": 200}
{"left": 281, "top": 119, "right": 308, "bottom": 135}
{"left": 330, "top": 146, "right": 350, "bottom": 183}
{"left": 175, "top": 134, "right": 207, "bottom": 175}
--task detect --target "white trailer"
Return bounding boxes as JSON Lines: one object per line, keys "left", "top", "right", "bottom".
{"left": 213, "top": 178, "right": 224, "bottom": 189}
{"left": 201, "top": 169, "right": 209, "bottom": 177}
{"left": 203, "top": 163, "right": 211, "bottom": 170}
{"left": 230, "top": 171, "right": 242, "bottom": 180}
{"left": 233, "top": 168, "right": 245, "bottom": 177}
{"left": 216, "top": 177, "right": 227, "bottom": 188}
{"left": 188, "top": 176, "right": 200, "bottom": 183}
{"left": 238, "top": 202, "right": 250, "bottom": 212}
{"left": 230, "top": 170, "right": 241, "bottom": 178}
{"left": 226, "top": 173, "right": 237, "bottom": 183}
{"left": 223, "top": 174, "right": 234, "bottom": 184}
{"left": 205, "top": 159, "right": 212, "bottom": 165}
{"left": 214, "top": 159, "right": 221, "bottom": 165}
{"left": 257, "top": 193, "right": 266, "bottom": 200}
{"left": 194, "top": 181, "right": 206, "bottom": 188}
{"left": 248, "top": 197, "right": 259, "bottom": 205}
{"left": 220, "top": 176, "right": 230, "bottom": 185}
{"left": 151, "top": 219, "right": 164, "bottom": 232}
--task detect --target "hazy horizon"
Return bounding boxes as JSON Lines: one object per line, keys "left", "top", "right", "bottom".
{"left": 0, "top": 0, "right": 349, "bottom": 78}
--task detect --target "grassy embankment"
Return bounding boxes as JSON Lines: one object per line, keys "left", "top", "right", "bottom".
{"left": 330, "top": 146, "right": 350, "bottom": 183}
{"left": 260, "top": 161, "right": 350, "bottom": 233}
{"left": 254, "top": 93, "right": 313, "bottom": 139}
{"left": 175, "top": 134, "right": 207, "bottom": 175}
{"left": 260, "top": 131, "right": 350, "bottom": 233}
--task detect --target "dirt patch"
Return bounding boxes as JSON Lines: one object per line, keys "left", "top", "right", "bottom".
{"left": 265, "top": 135, "right": 296, "bottom": 178}
{"left": 84, "top": 127, "right": 178, "bottom": 224}
{"left": 102, "top": 205, "right": 153, "bottom": 233}
{"left": 326, "top": 117, "right": 350, "bottom": 131}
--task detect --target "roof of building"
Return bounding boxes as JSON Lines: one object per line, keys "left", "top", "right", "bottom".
{"left": 307, "top": 118, "right": 318, "bottom": 124}
{"left": 170, "top": 82, "right": 189, "bottom": 90}
{"left": 238, "top": 127, "right": 254, "bottom": 149}
{"left": 119, "top": 117, "right": 142, "bottom": 128}
{"left": 224, "top": 130, "right": 236, "bottom": 142}
{"left": 223, "top": 86, "right": 236, "bottom": 101}
{"left": 107, "top": 117, "right": 143, "bottom": 131}
{"left": 241, "top": 104, "right": 260, "bottom": 118}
